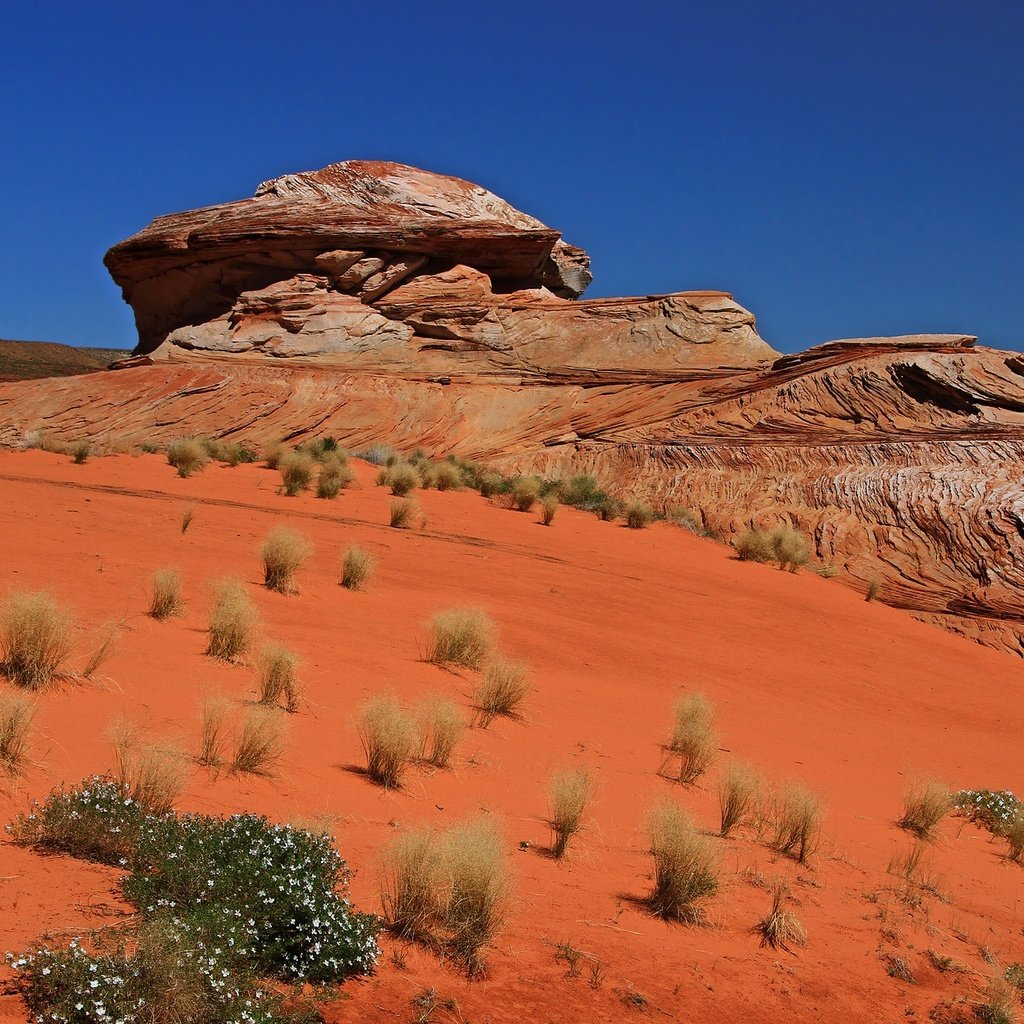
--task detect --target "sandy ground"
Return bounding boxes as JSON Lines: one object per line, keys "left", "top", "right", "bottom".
{"left": 0, "top": 449, "right": 1022, "bottom": 1023}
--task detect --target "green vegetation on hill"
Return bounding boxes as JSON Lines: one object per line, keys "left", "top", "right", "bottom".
{"left": 0, "top": 339, "right": 128, "bottom": 382}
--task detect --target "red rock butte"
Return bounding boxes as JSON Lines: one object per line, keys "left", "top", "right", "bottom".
{"left": 2, "top": 159, "right": 1024, "bottom": 652}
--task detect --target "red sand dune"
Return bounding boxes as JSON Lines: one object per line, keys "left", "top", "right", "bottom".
{"left": 1, "top": 450, "right": 1023, "bottom": 1022}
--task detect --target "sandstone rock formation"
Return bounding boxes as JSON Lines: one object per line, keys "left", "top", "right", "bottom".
{"left": 3, "top": 160, "right": 1023, "bottom": 655}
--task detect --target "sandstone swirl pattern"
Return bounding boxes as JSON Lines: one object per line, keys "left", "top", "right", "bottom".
{"left": 1, "top": 161, "right": 1022, "bottom": 653}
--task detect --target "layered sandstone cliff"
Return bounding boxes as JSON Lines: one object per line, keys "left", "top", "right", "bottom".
{"left": 2, "top": 160, "right": 1023, "bottom": 654}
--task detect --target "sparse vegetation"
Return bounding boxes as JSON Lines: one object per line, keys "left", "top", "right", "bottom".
{"left": 624, "top": 501, "right": 654, "bottom": 529}
{"left": 0, "top": 590, "right": 73, "bottom": 689}
{"left": 898, "top": 779, "right": 951, "bottom": 841}
{"left": 204, "top": 579, "right": 258, "bottom": 662}
{"left": 381, "top": 827, "right": 443, "bottom": 939}
{"left": 978, "top": 977, "right": 1018, "bottom": 1024}
{"left": 263, "top": 442, "right": 286, "bottom": 469}
{"left": 232, "top": 706, "right": 287, "bottom": 775}
{"left": 478, "top": 472, "right": 504, "bottom": 498}
{"left": 260, "top": 526, "right": 313, "bottom": 594}
{"left": 771, "top": 783, "right": 823, "bottom": 864}
{"left": 316, "top": 458, "right": 354, "bottom": 498}
{"left": 390, "top": 497, "right": 421, "bottom": 529}
{"left": 381, "top": 462, "right": 420, "bottom": 496}
{"left": 0, "top": 691, "right": 34, "bottom": 774}
{"left": 665, "top": 693, "right": 717, "bottom": 784}
{"left": 646, "top": 801, "right": 718, "bottom": 923}
{"left": 596, "top": 496, "right": 625, "bottom": 522}
{"left": 539, "top": 494, "right": 559, "bottom": 526}
{"left": 149, "top": 568, "right": 183, "bottom": 619}
{"left": 166, "top": 438, "right": 207, "bottom": 478}
{"left": 718, "top": 760, "right": 762, "bottom": 837}
{"left": 198, "top": 695, "right": 231, "bottom": 767}
{"left": 126, "top": 744, "right": 188, "bottom": 815}
{"left": 866, "top": 577, "right": 880, "bottom": 601}
{"left": 71, "top": 441, "right": 91, "bottom": 464}
{"left": 82, "top": 618, "right": 120, "bottom": 679}
{"left": 256, "top": 643, "right": 301, "bottom": 712}
{"left": 180, "top": 506, "right": 195, "bottom": 533}
{"left": 548, "top": 767, "right": 594, "bottom": 859}
{"left": 341, "top": 546, "right": 375, "bottom": 591}
{"left": 416, "top": 696, "right": 465, "bottom": 769}
{"left": 426, "top": 607, "right": 495, "bottom": 670}
{"left": 756, "top": 879, "right": 806, "bottom": 950}
{"left": 735, "top": 525, "right": 810, "bottom": 571}
{"left": 1005, "top": 812, "right": 1024, "bottom": 864}
{"left": 357, "top": 696, "right": 417, "bottom": 788}
{"left": 278, "top": 451, "right": 315, "bottom": 496}
{"left": 472, "top": 658, "right": 529, "bottom": 726}
{"left": 509, "top": 477, "right": 540, "bottom": 512}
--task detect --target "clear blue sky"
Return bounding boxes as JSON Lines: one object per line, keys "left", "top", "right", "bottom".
{"left": 2, "top": 1, "right": 1022, "bottom": 353}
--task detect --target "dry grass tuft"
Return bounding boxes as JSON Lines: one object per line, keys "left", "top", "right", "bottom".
{"left": 149, "top": 568, "right": 183, "bottom": 620}
{"left": 898, "top": 779, "right": 951, "bottom": 841}
{"left": 82, "top": 618, "right": 120, "bottom": 679}
{"left": 198, "top": 695, "right": 231, "bottom": 767}
{"left": 205, "top": 579, "right": 259, "bottom": 662}
{"left": 180, "top": 506, "right": 195, "bottom": 533}
{"left": 0, "top": 691, "right": 35, "bottom": 775}
{"left": 866, "top": 577, "right": 880, "bottom": 602}
{"left": 769, "top": 525, "right": 810, "bottom": 571}
{"left": 381, "top": 827, "right": 444, "bottom": 939}
{"left": 260, "top": 526, "right": 313, "bottom": 594}
{"left": 316, "top": 459, "right": 354, "bottom": 499}
{"left": 735, "top": 528, "right": 774, "bottom": 562}
{"left": 430, "top": 462, "right": 462, "bottom": 492}
{"left": 278, "top": 451, "right": 315, "bottom": 496}
{"left": 756, "top": 879, "right": 807, "bottom": 950}
{"left": 1005, "top": 812, "right": 1024, "bottom": 864}
{"left": 416, "top": 696, "right": 465, "bottom": 769}
{"left": 166, "top": 438, "right": 207, "bottom": 478}
{"left": 718, "top": 760, "right": 763, "bottom": 837}
{"left": 771, "top": 783, "right": 823, "bottom": 864}
{"left": 427, "top": 607, "right": 495, "bottom": 670}
{"left": 508, "top": 477, "right": 540, "bottom": 512}
{"left": 624, "top": 502, "right": 654, "bottom": 529}
{"left": 539, "top": 495, "right": 559, "bottom": 526}
{"left": 128, "top": 745, "right": 189, "bottom": 815}
{"left": 978, "top": 977, "right": 1018, "bottom": 1024}
{"left": 71, "top": 441, "right": 91, "bottom": 464}
{"left": 548, "top": 767, "right": 594, "bottom": 859}
{"left": 381, "top": 462, "right": 420, "bottom": 496}
{"left": 665, "top": 693, "right": 717, "bottom": 785}
{"left": 646, "top": 801, "right": 718, "bottom": 923}
{"left": 256, "top": 643, "right": 301, "bottom": 712}
{"left": 440, "top": 818, "right": 510, "bottom": 974}
{"left": 472, "top": 659, "right": 530, "bottom": 726}
{"left": 0, "top": 591, "right": 73, "bottom": 689}
{"left": 357, "top": 695, "right": 417, "bottom": 789}
{"left": 232, "top": 706, "right": 287, "bottom": 775}
{"left": 341, "top": 547, "right": 376, "bottom": 591}
{"left": 390, "top": 497, "right": 422, "bottom": 529}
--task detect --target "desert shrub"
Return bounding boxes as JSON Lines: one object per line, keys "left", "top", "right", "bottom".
{"left": 718, "top": 760, "right": 762, "bottom": 837}
{"left": 426, "top": 607, "right": 495, "bottom": 669}
{"left": 953, "top": 788, "right": 1023, "bottom": 834}
{"left": 539, "top": 494, "right": 559, "bottom": 526}
{"left": 140, "top": 440, "right": 161, "bottom": 454}
{"left": 232, "top": 706, "right": 287, "bottom": 775}
{"left": 548, "top": 767, "right": 593, "bottom": 859}
{"left": 416, "top": 696, "right": 465, "bottom": 769}
{"left": 127, "top": 745, "right": 188, "bottom": 815}
{"left": 263, "top": 442, "right": 287, "bottom": 469}
{"left": 508, "top": 477, "right": 540, "bottom": 512}
{"left": 298, "top": 436, "right": 342, "bottom": 462}
{"left": 149, "top": 567, "right": 183, "bottom": 619}
{"left": 341, "top": 546, "right": 375, "bottom": 591}
{"left": 440, "top": 818, "right": 509, "bottom": 974}
{"left": 1005, "top": 812, "right": 1024, "bottom": 864}
{"left": 596, "top": 496, "right": 626, "bottom": 522}
{"left": 769, "top": 525, "right": 810, "bottom": 571}
{"left": 261, "top": 526, "right": 313, "bottom": 594}
{"left": 646, "top": 801, "right": 718, "bottom": 923}
{"left": 198, "top": 695, "right": 231, "bottom": 767}
{"left": 558, "top": 474, "right": 606, "bottom": 510}
{"left": 71, "top": 441, "right": 91, "bottom": 464}
{"left": 357, "top": 696, "right": 416, "bottom": 789}
{"left": 866, "top": 577, "right": 880, "bottom": 602}
{"left": 735, "top": 528, "right": 774, "bottom": 562}
{"left": 429, "top": 462, "right": 462, "bottom": 492}
{"left": 978, "top": 977, "right": 1018, "bottom": 1024}
{"left": 472, "top": 658, "right": 530, "bottom": 726}
{"left": 278, "top": 451, "right": 315, "bottom": 496}
{"left": 219, "top": 442, "right": 255, "bottom": 467}
{"left": 898, "top": 780, "right": 951, "bottom": 841}
{"left": 0, "top": 590, "right": 73, "bottom": 689}
{"left": 0, "top": 691, "right": 34, "bottom": 774}
{"left": 665, "top": 693, "right": 717, "bottom": 784}
{"left": 624, "top": 501, "right": 654, "bottom": 529}
{"left": 772, "top": 783, "right": 823, "bottom": 864}
{"left": 389, "top": 497, "right": 422, "bottom": 529}
{"left": 166, "top": 438, "right": 207, "bottom": 478}
{"left": 197, "top": 436, "right": 226, "bottom": 461}
{"left": 358, "top": 443, "right": 396, "bottom": 466}
{"left": 381, "top": 462, "right": 420, "bottom": 496}
{"left": 756, "top": 879, "right": 806, "bottom": 950}
{"left": 257, "top": 643, "right": 301, "bottom": 712}
{"left": 380, "top": 827, "right": 443, "bottom": 939}
{"left": 205, "top": 579, "right": 258, "bottom": 662}
{"left": 316, "top": 459, "right": 354, "bottom": 498}
{"left": 478, "top": 472, "right": 505, "bottom": 498}
{"left": 82, "top": 618, "right": 119, "bottom": 679}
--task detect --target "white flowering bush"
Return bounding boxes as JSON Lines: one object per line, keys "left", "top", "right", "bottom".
{"left": 7, "top": 778, "right": 379, "bottom": 1020}
{"left": 953, "top": 788, "right": 1022, "bottom": 834}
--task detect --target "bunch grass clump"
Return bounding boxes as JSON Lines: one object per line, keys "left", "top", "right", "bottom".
{"left": 426, "top": 607, "right": 495, "bottom": 669}
{"left": 416, "top": 696, "right": 465, "bottom": 769}
{"left": 316, "top": 459, "right": 354, "bottom": 498}
{"left": 278, "top": 451, "right": 315, "bottom": 496}
{"left": 548, "top": 767, "right": 594, "bottom": 859}
{"left": 897, "top": 779, "right": 951, "bottom": 841}
{"left": 771, "top": 783, "right": 823, "bottom": 864}
{"left": 1006, "top": 812, "right": 1024, "bottom": 864}
{"left": 232, "top": 706, "right": 287, "bottom": 775}
{"left": 149, "top": 568, "right": 183, "bottom": 619}
{"left": 380, "top": 462, "right": 420, "bottom": 496}
{"left": 260, "top": 526, "right": 313, "bottom": 594}
{"left": 71, "top": 441, "right": 91, "bottom": 465}
{"left": 736, "top": 525, "right": 810, "bottom": 570}
{"left": 389, "top": 497, "right": 421, "bottom": 529}
{"left": 472, "top": 658, "right": 529, "bottom": 726}
{"left": 0, "top": 691, "right": 35, "bottom": 774}
{"left": 341, "top": 547, "right": 375, "bottom": 591}
{"left": 205, "top": 579, "right": 258, "bottom": 662}
{"left": 509, "top": 477, "right": 540, "bottom": 512}
{"left": 646, "top": 801, "right": 718, "bottom": 923}
{"left": 756, "top": 879, "right": 806, "bottom": 950}
{"left": 127, "top": 745, "right": 189, "bottom": 815}
{"left": 166, "top": 438, "right": 207, "bottom": 478}
{"left": 380, "top": 827, "right": 443, "bottom": 939}
{"left": 665, "top": 693, "right": 717, "bottom": 784}
{"left": 82, "top": 618, "right": 119, "bottom": 679}
{"left": 624, "top": 501, "right": 654, "bottom": 529}
{"left": 718, "top": 760, "right": 762, "bottom": 837}
{"left": 539, "top": 495, "right": 559, "bottom": 526}
{"left": 357, "top": 696, "right": 416, "bottom": 789}
{"left": 197, "top": 695, "right": 231, "bottom": 767}
{"left": 0, "top": 590, "right": 73, "bottom": 689}
{"left": 256, "top": 643, "right": 301, "bottom": 712}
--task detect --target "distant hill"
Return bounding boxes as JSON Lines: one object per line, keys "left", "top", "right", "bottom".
{"left": 0, "top": 339, "right": 129, "bottom": 382}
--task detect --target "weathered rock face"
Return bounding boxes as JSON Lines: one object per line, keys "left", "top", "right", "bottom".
{"left": 3, "top": 161, "right": 1023, "bottom": 656}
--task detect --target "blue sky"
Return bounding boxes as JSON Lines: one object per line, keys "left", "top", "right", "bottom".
{"left": 2, "top": 1, "right": 1022, "bottom": 353}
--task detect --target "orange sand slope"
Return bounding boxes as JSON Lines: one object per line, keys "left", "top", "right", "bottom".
{"left": 1, "top": 450, "right": 1022, "bottom": 1023}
